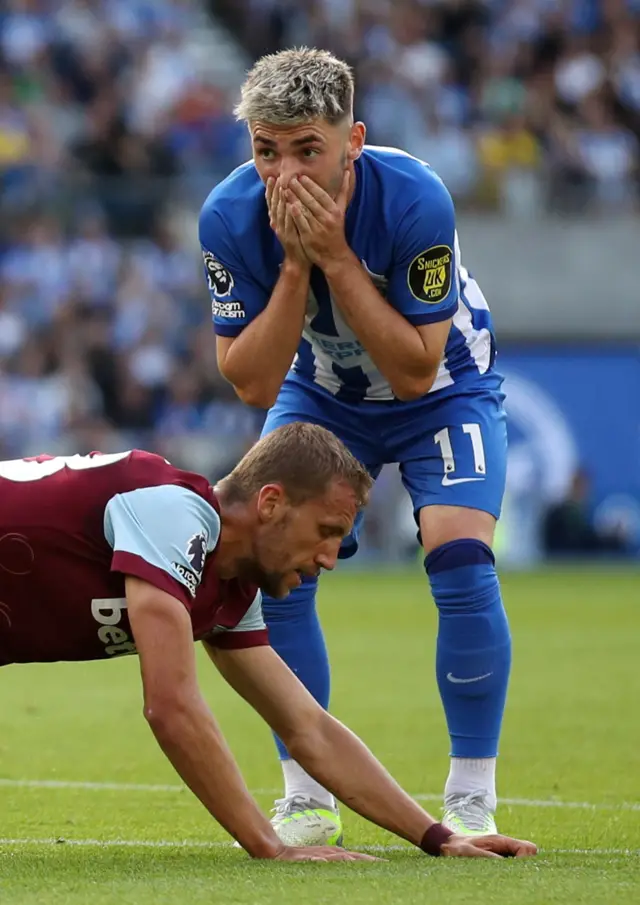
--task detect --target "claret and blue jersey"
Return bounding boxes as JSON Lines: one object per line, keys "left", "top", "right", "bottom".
{"left": 199, "top": 146, "right": 497, "bottom": 404}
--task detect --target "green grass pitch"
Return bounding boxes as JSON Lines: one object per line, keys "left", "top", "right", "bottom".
{"left": 1, "top": 568, "right": 639, "bottom": 904}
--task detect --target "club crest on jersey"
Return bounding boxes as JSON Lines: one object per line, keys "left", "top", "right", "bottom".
{"left": 407, "top": 244, "right": 453, "bottom": 304}
{"left": 187, "top": 532, "right": 207, "bottom": 575}
{"left": 203, "top": 250, "right": 234, "bottom": 298}
{"left": 172, "top": 532, "right": 207, "bottom": 598}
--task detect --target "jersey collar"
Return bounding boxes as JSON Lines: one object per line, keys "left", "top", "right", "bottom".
{"left": 345, "top": 153, "right": 364, "bottom": 240}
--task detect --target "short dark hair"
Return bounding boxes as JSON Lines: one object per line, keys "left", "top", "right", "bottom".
{"left": 221, "top": 423, "right": 372, "bottom": 508}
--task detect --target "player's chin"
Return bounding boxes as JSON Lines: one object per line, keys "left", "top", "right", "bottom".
{"left": 258, "top": 572, "right": 298, "bottom": 599}
{"left": 282, "top": 570, "right": 307, "bottom": 597}
{"left": 283, "top": 570, "right": 304, "bottom": 594}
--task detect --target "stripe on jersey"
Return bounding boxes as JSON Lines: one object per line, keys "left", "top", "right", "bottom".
{"left": 334, "top": 363, "right": 371, "bottom": 403}
{"left": 458, "top": 269, "right": 494, "bottom": 375}
{"left": 289, "top": 235, "right": 495, "bottom": 401}
{"left": 294, "top": 338, "right": 317, "bottom": 385}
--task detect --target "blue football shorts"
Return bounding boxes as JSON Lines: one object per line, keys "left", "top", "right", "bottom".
{"left": 261, "top": 373, "right": 507, "bottom": 558}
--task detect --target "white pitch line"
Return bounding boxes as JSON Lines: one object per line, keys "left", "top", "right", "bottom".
{"left": 0, "top": 778, "right": 183, "bottom": 793}
{"left": 0, "top": 838, "right": 227, "bottom": 849}
{"left": 414, "top": 793, "right": 640, "bottom": 813}
{"left": 0, "top": 838, "right": 636, "bottom": 856}
{"left": 1, "top": 778, "right": 639, "bottom": 813}
{"left": 551, "top": 848, "right": 640, "bottom": 856}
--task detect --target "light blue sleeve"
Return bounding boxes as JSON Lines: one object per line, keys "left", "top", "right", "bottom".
{"left": 104, "top": 485, "right": 221, "bottom": 599}
{"left": 205, "top": 590, "right": 268, "bottom": 650}
{"left": 228, "top": 591, "right": 265, "bottom": 635}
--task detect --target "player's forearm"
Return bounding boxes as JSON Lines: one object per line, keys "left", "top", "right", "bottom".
{"left": 323, "top": 252, "right": 438, "bottom": 401}
{"left": 146, "top": 696, "right": 281, "bottom": 858}
{"left": 220, "top": 261, "right": 310, "bottom": 408}
{"left": 290, "top": 713, "right": 434, "bottom": 847}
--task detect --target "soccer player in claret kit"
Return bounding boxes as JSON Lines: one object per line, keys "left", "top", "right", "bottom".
{"left": 0, "top": 426, "right": 536, "bottom": 862}
{"left": 199, "top": 48, "right": 513, "bottom": 845}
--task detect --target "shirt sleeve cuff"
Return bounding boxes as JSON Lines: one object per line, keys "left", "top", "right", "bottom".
{"left": 206, "top": 629, "right": 270, "bottom": 650}
{"left": 214, "top": 322, "right": 247, "bottom": 337}
{"left": 403, "top": 304, "right": 458, "bottom": 326}
{"left": 111, "top": 551, "right": 192, "bottom": 609}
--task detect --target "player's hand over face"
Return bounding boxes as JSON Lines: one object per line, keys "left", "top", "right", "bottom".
{"left": 274, "top": 845, "right": 381, "bottom": 863}
{"left": 286, "top": 171, "right": 351, "bottom": 270}
{"left": 266, "top": 177, "right": 311, "bottom": 270}
{"left": 441, "top": 834, "right": 537, "bottom": 859}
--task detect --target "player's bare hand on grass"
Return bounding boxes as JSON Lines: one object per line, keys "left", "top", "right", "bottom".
{"left": 442, "top": 834, "right": 537, "bottom": 859}
{"left": 273, "top": 845, "right": 381, "bottom": 863}
{"left": 286, "top": 171, "right": 352, "bottom": 269}
{"left": 266, "top": 177, "right": 310, "bottom": 269}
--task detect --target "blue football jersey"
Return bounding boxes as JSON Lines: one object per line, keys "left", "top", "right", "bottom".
{"left": 199, "top": 146, "right": 496, "bottom": 403}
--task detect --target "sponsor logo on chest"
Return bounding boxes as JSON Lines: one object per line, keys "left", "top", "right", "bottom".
{"left": 91, "top": 598, "right": 136, "bottom": 657}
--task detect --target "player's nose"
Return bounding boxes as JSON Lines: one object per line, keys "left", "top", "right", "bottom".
{"left": 278, "top": 157, "right": 299, "bottom": 187}
{"left": 315, "top": 541, "right": 340, "bottom": 572}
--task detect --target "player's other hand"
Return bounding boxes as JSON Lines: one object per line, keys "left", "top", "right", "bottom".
{"left": 285, "top": 170, "right": 352, "bottom": 270}
{"left": 441, "top": 833, "right": 537, "bottom": 859}
{"left": 273, "top": 844, "right": 382, "bottom": 863}
{"left": 266, "top": 177, "right": 311, "bottom": 270}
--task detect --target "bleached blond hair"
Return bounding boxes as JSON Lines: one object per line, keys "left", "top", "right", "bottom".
{"left": 234, "top": 47, "right": 354, "bottom": 126}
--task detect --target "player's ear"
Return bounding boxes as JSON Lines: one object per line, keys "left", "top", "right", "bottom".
{"left": 347, "top": 122, "right": 366, "bottom": 160}
{"left": 256, "top": 484, "right": 287, "bottom": 522}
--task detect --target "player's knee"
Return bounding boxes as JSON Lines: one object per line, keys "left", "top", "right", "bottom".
{"left": 419, "top": 505, "right": 496, "bottom": 554}
{"left": 425, "top": 538, "right": 499, "bottom": 612}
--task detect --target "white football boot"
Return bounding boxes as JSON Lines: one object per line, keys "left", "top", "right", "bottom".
{"left": 442, "top": 790, "right": 498, "bottom": 836}
{"left": 270, "top": 794, "right": 343, "bottom": 846}
{"left": 232, "top": 793, "right": 343, "bottom": 850}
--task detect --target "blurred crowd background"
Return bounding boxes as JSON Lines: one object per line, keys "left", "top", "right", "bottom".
{"left": 220, "top": 0, "right": 640, "bottom": 211}
{"left": 0, "top": 0, "right": 638, "bottom": 564}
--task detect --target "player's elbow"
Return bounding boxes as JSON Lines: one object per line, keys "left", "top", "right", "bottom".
{"left": 286, "top": 731, "right": 331, "bottom": 773}
{"left": 392, "top": 375, "right": 436, "bottom": 402}
{"left": 234, "top": 383, "right": 279, "bottom": 410}
{"left": 142, "top": 691, "right": 195, "bottom": 739}
{"left": 393, "top": 359, "right": 441, "bottom": 401}
{"left": 219, "top": 364, "right": 278, "bottom": 408}
{"left": 393, "top": 385, "right": 426, "bottom": 402}
{"left": 143, "top": 697, "right": 179, "bottom": 733}
{"left": 217, "top": 344, "right": 280, "bottom": 408}
{"left": 283, "top": 710, "right": 334, "bottom": 770}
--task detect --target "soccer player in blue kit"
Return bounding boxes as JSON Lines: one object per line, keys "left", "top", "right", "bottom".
{"left": 199, "top": 48, "right": 512, "bottom": 846}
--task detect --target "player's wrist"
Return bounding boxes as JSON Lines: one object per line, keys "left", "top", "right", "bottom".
{"left": 281, "top": 255, "right": 311, "bottom": 278}
{"left": 419, "top": 822, "right": 455, "bottom": 857}
{"left": 321, "top": 248, "right": 358, "bottom": 280}
{"left": 243, "top": 833, "right": 286, "bottom": 859}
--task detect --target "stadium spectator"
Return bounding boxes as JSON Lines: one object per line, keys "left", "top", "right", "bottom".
{"left": 542, "top": 469, "right": 632, "bottom": 557}
{"left": 476, "top": 111, "right": 542, "bottom": 211}
{"left": 213, "top": 0, "right": 640, "bottom": 211}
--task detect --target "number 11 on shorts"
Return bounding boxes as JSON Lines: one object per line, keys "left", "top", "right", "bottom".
{"left": 434, "top": 424, "right": 486, "bottom": 485}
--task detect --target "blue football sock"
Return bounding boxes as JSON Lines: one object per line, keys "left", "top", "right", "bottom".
{"left": 261, "top": 576, "right": 329, "bottom": 760}
{"left": 425, "top": 539, "right": 511, "bottom": 759}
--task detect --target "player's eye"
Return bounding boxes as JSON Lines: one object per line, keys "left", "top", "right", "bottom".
{"left": 302, "top": 148, "right": 320, "bottom": 158}
{"left": 258, "top": 148, "right": 276, "bottom": 160}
